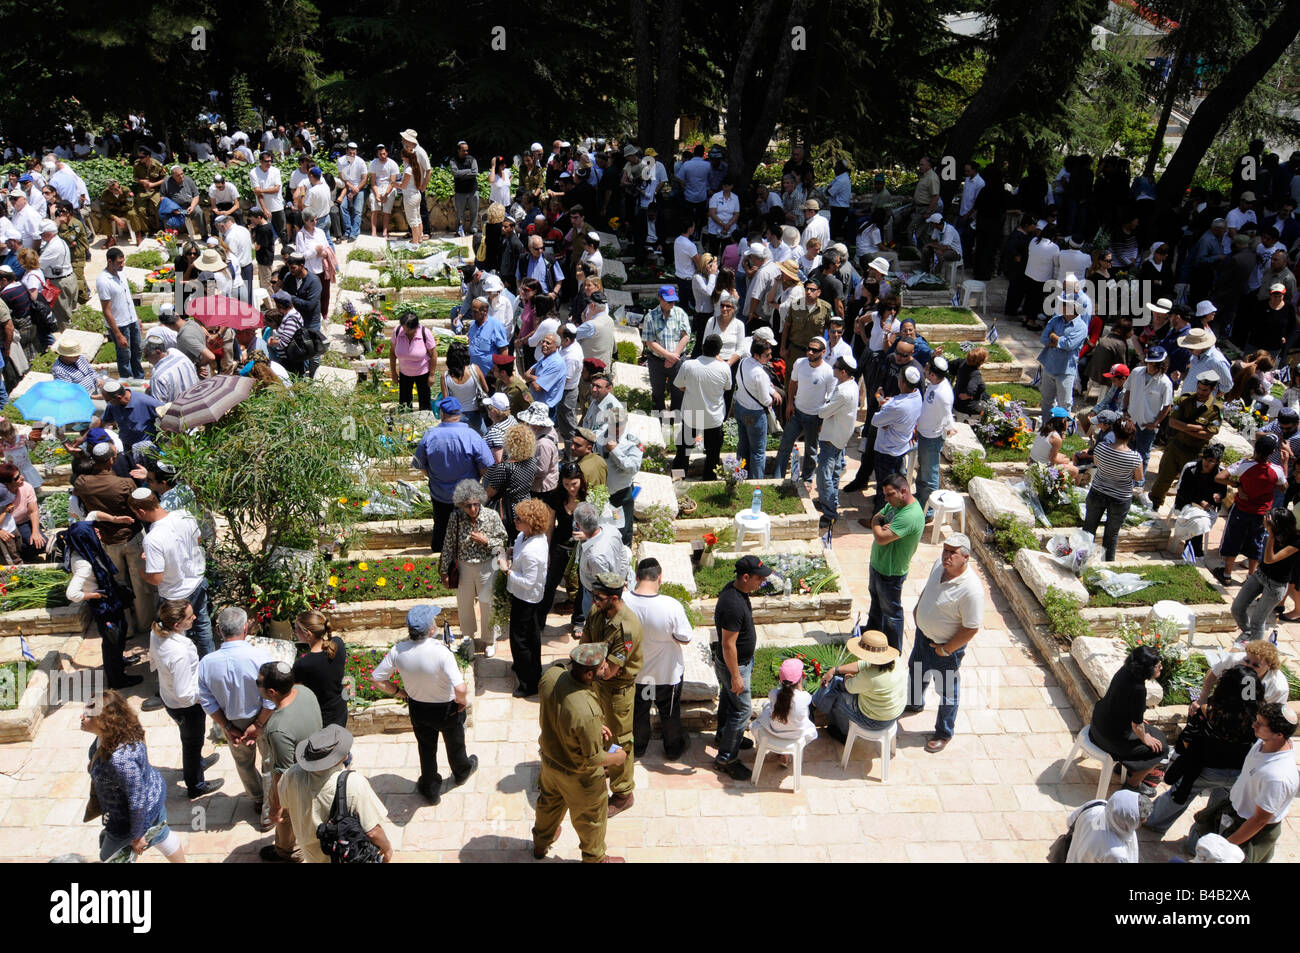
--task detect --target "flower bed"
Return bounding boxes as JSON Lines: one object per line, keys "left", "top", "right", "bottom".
{"left": 902, "top": 306, "right": 980, "bottom": 325}
{"left": 684, "top": 482, "right": 803, "bottom": 519}
{"left": 329, "top": 556, "right": 454, "bottom": 603}
{"left": 673, "top": 480, "right": 820, "bottom": 543}
{"left": 0, "top": 660, "right": 37, "bottom": 711}
{"left": 750, "top": 643, "right": 852, "bottom": 699}
{"left": 343, "top": 642, "right": 477, "bottom": 736}
{"left": 986, "top": 383, "right": 1042, "bottom": 409}
{"left": 1084, "top": 564, "right": 1224, "bottom": 609}
{"left": 0, "top": 569, "right": 71, "bottom": 612}
{"left": 694, "top": 553, "right": 839, "bottom": 598}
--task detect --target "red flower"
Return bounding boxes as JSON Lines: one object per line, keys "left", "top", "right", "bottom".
{"left": 403, "top": 562, "right": 415, "bottom": 572}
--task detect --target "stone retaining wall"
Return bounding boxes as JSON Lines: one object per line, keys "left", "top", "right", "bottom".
{"left": 0, "top": 651, "right": 60, "bottom": 744}
{"left": 692, "top": 592, "right": 853, "bottom": 624}
{"left": 0, "top": 604, "right": 88, "bottom": 639}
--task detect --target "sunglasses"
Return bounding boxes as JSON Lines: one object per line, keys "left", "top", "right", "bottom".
{"left": 808, "top": 347, "right": 825, "bottom": 355}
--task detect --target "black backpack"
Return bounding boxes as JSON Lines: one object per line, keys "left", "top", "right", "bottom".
{"left": 286, "top": 325, "right": 329, "bottom": 364}
{"left": 316, "top": 770, "right": 382, "bottom": 864}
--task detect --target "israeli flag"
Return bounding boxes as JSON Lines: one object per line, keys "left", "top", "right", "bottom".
{"left": 821, "top": 523, "right": 834, "bottom": 549}
{"left": 951, "top": 290, "right": 961, "bottom": 307}
{"left": 1182, "top": 539, "right": 1198, "bottom": 565}
{"left": 20, "top": 634, "right": 35, "bottom": 662}
{"left": 986, "top": 323, "right": 999, "bottom": 344}
{"left": 1279, "top": 363, "right": 1292, "bottom": 384}
{"left": 1030, "top": 367, "right": 1042, "bottom": 388}
{"left": 1270, "top": 628, "right": 1279, "bottom": 646}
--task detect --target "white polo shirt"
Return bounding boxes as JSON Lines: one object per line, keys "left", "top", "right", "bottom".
{"left": 143, "top": 510, "right": 206, "bottom": 599}
{"left": 914, "top": 560, "right": 984, "bottom": 644}
{"left": 95, "top": 269, "right": 138, "bottom": 328}
{"left": 371, "top": 637, "right": 463, "bottom": 703}
{"left": 248, "top": 164, "right": 284, "bottom": 213}
{"left": 1122, "top": 366, "right": 1173, "bottom": 427}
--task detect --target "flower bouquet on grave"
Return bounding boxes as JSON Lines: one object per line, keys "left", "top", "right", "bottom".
{"left": 154, "top": 229, "right": 180, "bottom": 258}
{"left": 714, "top": 455, "right": 747, "bottom": 498}
{"left": 144, "top": 263, "right": 175, "bottom": 290}
{"left": 975, "top": 394, "right": 1033, "bottom": 452}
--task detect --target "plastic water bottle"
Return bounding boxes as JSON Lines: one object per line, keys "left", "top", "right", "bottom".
{"left": 751, "top": 488, "right": 762, "bottom": 516}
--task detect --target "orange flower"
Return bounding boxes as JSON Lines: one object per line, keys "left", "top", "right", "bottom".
{"left": 402, "top": 562, "right": 415, "bottom": 572}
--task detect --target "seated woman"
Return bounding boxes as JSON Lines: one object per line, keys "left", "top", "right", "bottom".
{"left": 1029, "top": 408, "right": 1079, "bottom": 481}
{"left": 1065, "top": 789, "right": 1150, "bottom": 863}
{"left": 1088, "top": 644, "right": 1169, "bottom": 793}
{"left": 1197, "top": 639, "right": 1288, "bottom": 706}
{"left": 810, "top": 629, "right": 906, "bottom": 744}
{"left": 1145, "top": 663, "right": 1260, "bottom": 835}
{"left": 0, "top": 462, "right": 45, "bottom": 561}
{"left": 750, "top": 657, "right": 818, "bottom": 767}
{"left": 952, "top": 347, "right": 988, "bottom": 416}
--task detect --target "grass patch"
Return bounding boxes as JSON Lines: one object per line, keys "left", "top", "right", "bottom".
{"left": 983, "top": 434, "right": 1085, "bottom": 463}
{"left": 327, "top": 555, "right": 453, "bottom": 603}
{"left": 72, "top": 307, "right": 106, "bottom": 332}
{"left": 901, "top": 307, "right": 979, "bottom": 325}
{"left": 1084, "top": 564, "right": 1223, "bottom": 608}
{"left": 1044, "top": 503, "right": 1083, "bottom": 527}
{"left": 986, "top": 383, "right": 1041, "bottom": 408}
{"left": 750, "top": 643, "right": 853, "bottom": 699}
{"left": 940, "top": 340, "right": 1014, "bottom": 364}
{"left": 0, "top": 660, "right": 38, "bottom": 710}
{"left": 695, "top": 554, "right": 839, "bottom": 598}
{"left": 125, "top": 250, "right": 164, "bottom": 270}
{"left": 347, "top": 248, "right": 377, "bottom": 262}
{"left": 339, "top": 276, "right": 367, "bottom": 292}
{"left": 685, "top": 482, "right": 803, "bottom": 519}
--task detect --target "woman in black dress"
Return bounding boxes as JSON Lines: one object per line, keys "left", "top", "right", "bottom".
{"left": 1089, "top": 645, "right": 1169, "bottom": 793}
{"left": 537, "top": 461, "right": 587, "bottom": 623}
{"left": 291, "top": 610, "right": 347, "bottom": 728}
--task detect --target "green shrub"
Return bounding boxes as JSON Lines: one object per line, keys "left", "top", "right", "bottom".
{"left": 615, "top": 340, "right": 640, "bottom": 364}
{"left": 1043, "top": 585, "right": 1090, "bottom": 643}
{"left": 1220, "top": 447, "right": 1243, "bottom": 466}
{"left": 347, "top": 248, "right": 377, "bottom": 263}
{"left": 991, "top": 514, "right": 1040, "bottom": 561}
{"left": 947, "top": 450, "right": 992, "bottom": 490}
{"left": 125, "top": 250, "right": 164, "bottom": 270}
{"left": 602, "top": 275, "right": 625, "bottom": 289}
{"left": 613, "top": 384, "right": 653, "bottom": 414}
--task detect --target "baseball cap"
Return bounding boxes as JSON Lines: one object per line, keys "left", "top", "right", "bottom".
{"left": 1049, "top": 406, "right": 1070, "bottom": 418}
{"left": 1103, "top": 363, "right": 1130, "bottom": 379}
{"left": 1095, "top": 410, "right": 1120, "bottom": 426}
{"left": 271, "top": 291, "right": 292, "bottom": 307}
{"left": 6, "top": 189, "right": 21, "bottom": 200}
{"left": 405, "top": 605, "right": 440, "bottom": 635}
{"left": 926, "top": 212, "right": 943, "bottom": 224}
{"left": 438, "top": 397, "right": 462, "bottom": 415}
{"left": 17, "top": 173, "right": 31, "bottom": 184}
{"left": 657, "top": 284, "right": 678, "bottom": 302}
{"left": 752, "top": 326, "right": 776, "bottom": 345}
{"left": 734, "top": 555, "right": 772, "bottom": 577}
{"left": 1270, "top": 283, "right": 1287, "bottom": 294}
{"left": 487, "top": 393, "right": 510, "bottom": 413}
{"left": 1144, "top": 346, "right": 1167, "bottom": 363}
{"left": 944, "top": 533, "right": 971, "bottom": 555}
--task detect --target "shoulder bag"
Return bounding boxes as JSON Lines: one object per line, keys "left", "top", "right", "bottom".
{"left": 1046, "top": 799, "right": 1106, "bottom": 863}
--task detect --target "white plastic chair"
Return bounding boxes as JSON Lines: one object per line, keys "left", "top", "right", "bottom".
{"left": 751, "top": 729, "right": 812, "bottom": 790}
{"left": 734, "top": 510, "right": 772, "bottom": 551}
{"left": 1149, "top": 600, "right": 1196, "bottom": 644}
{"left": 928, "top": 489, "right": 967, "bottom": 543}
{"left": 1059, "top": 725, "right": 1127, "bottom": 799}
{"left": 960, "top": 279, "right": 987, "bottom": 309}
{"left": 840, "top": 720, "right": 897, "bottom": 782}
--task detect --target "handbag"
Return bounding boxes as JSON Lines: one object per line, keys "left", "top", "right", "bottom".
{"left": 39, "top": 275, "right": 60, "bottom": 305}
{"left": 1046, "top": 799, "right": 1105, "bottom": 862}
{"left": 83, "top": 783, "right": 102, "bottom": 823}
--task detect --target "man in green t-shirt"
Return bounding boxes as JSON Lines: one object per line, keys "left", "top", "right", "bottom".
{"left": 256, "top": 661, "right": 323, "bottom": 863}
{"left": 866, "top": 473, "right": 924, "bottom": 652}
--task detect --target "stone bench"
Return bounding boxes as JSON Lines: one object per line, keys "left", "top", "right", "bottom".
{"left": 632, "top": 470, "right": 678, "bottom": 519}
{"left": 941, "top": 421, "right": 985, "bottom": 461}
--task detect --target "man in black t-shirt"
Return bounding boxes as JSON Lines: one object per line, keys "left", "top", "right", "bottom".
{"left": 712, "top": 555, "right": 772, "bottom": 780}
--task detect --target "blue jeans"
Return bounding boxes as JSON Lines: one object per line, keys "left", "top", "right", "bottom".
{"left": 0, "top": 368, "right": 8, "bottom": 409}
{"left": 907, "top": 628, "right": 965, "bottom": 739}
{"left": 1040, "top": 371, "right": 1075, "bottom": 413}
{"left": 113, "top": 320, "right": 144, "bottom": 380}
{"left": 1132, "top": 425, "right": 1158, "bottom": 469}
{"left": 734, "top": 404, "right": 768, "bottom": 481}
{"left": 185, "top": 579, "right": 215, "bottom": 657}
{"left": 774, "top": 408, "right": 821, "bottom": 482}
{"left": 98, "top": 796, "right": 171, "bottom": 862}
{"left": 1145, "top": 767, "right": 1240, "bottom": 834}
{"left": 915, "top": 434, "right": 944, "bottom": 512}
{"left": 712, "top": 653, "right": 753, "bottom": 761}
{"left": 815, "top": 440, "right": 846, "bottom": 520}
{"left": 812, "top": 676, "right": 897, "bottom": 734}
{"left": 867, "top": 566, "right": 906, "bottom": 652}
{"left": 341, "top": 190, "right": 365, "bottom": 238}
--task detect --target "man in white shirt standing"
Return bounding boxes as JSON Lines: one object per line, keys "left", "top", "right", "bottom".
{"left": 248, "top": 151, "right": 288, "bottom": 255}
{"left": 672, "top": 333, "right": 732, "bottom": 474}
{"left": 673, "top": 218, "right": 702, "bottom": 351}
{"left": 774, "top": 335, "right": 836, "bottom": 483}
{"left": 1186, "top": 702, "right": 1299, "bottom": 863}
{"left": 38, "top": 218, "right": 76, "bottom": 330}
{"left": 955, "top": 161, "right": 984, "bottom": 260}
{"left": 131, "top": 488, "right": 212, "bottom": 656}
{"left": 626, "top": 557, "right": 693, "bottom": 759}
{"left": 815, "top": 354, "right": 860, "bottom": 528}
{"left": 8, "top": 189, "right": 40, "bottom": 247}
{"left": 371, "top": 605, "right": 477, "bottom": 804}
{"left": 904, "top": 534, "right": 985, "bottom": 753}
{"left": 366, "top": 144, "right": 400, "bottom": 238}
{"left": 336, "top": 142, "right": 367, "bottom": 241}
{"left": 96, "top": 247, "right": 144, "bottom": 380}
{"left": 915, "top": 355, "right": 955, "bottom": 516}
{"left": 216, "top": 214, "right": 254, "bottom": 302}
{"left": 801, "top": 198, "right": 830, "bottom": 249}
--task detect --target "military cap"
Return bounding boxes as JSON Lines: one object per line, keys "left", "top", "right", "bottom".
{"left": 570, "top": 643, "right": 607, "bottom": 666}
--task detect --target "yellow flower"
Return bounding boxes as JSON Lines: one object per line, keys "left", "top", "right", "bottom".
{"left": 328, "top": 576, "right": 339, "bottom": 587}
{"left": 358, "top": 561, "right": 369, "bottom": 571}
{"left": 375, "top": 577, "right": 387, "bottom": 587}
{"left": 361, "top": 500, "right": 370, "bottom": 506}
{"left": 338, "top": 497, "right": 349, "bottom": 504}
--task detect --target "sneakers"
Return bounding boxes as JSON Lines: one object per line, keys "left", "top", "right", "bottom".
{"left": 714, "top": 757, "right": 752, "bottom": 781}
{"left": 484, "top": 642, "right": 496, "bottom": 658}
{"left": 1211, "top": 566, "right": 1236, "bottom": 587}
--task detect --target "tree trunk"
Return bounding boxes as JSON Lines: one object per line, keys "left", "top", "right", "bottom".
{"left": 627, "top": 0, "right": 656, "bottom": 149}
{"left": 1144, "top": 18, "right": 1192, "bottom": 178}
{"left": 1156, "top": 0, "right": 1300, "bottom": 207}
{"left": 725, "top": 0, "right": 810, "bottom": 187}
{"left": 943, "top": 0, "right": 1065, "bottom": 173}
{"left": 652, "top": 0, "right": 684, "bottom": 158}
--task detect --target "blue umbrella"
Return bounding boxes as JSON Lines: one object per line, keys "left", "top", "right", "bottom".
{"left": 13, "top": 380, "right": 96, "bottom": 426}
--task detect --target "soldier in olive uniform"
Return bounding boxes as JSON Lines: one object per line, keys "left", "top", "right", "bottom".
{"left": 580, "top": 571, "right": 642, "bottom": 816}
{"left": 533, "top": 642, "right": 627, "bottom": 863}
{"left": 132, "top": 148, "right": 167, "bottom": 232}
{"left": 94, "top": 180, "right": 146, "bottom": 246}
{"left": 55, "top": 203, "right": 91, "bottom": 304}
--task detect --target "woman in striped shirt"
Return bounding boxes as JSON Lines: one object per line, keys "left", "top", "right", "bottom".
{"left": 1081, "top": 415, "right": 1144, "bottom": 561}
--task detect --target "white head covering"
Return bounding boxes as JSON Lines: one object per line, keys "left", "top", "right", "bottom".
{"left": 1065, "top": 790, "right": 1144, "bottom": 863}
{"left": 1193, "top": 833, "right": 1245, "bottom": 863}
